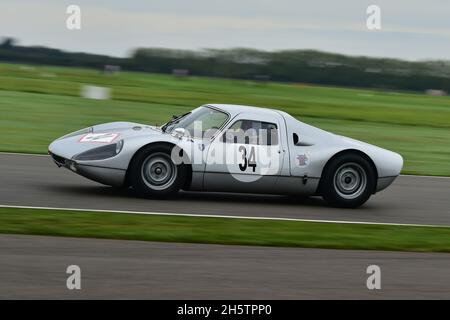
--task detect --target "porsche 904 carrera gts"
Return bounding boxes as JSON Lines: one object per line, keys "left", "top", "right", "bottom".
{"left": 48, "top": 104, "right": 403, "bottom": 208}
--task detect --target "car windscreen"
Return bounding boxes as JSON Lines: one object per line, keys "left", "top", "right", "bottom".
{"left": 165, "top": 107, "right": 228, "bottom": 138}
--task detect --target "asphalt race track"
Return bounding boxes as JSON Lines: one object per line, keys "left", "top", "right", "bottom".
{"left": 1, "top": 153, "right": 450, "bottom": 299}
{"left": 1, "top": 234, "right": 449, "bottom": 299}
{"left": 1, "top": 153, "right": 450, "bottom": 226}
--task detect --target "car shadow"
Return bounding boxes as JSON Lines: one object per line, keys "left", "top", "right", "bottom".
{"left": 43, "top": 183, "right": 328, "bottom": 208}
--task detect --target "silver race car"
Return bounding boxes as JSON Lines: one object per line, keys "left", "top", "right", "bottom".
{"left": 48, "top": 104, "right": 403, "bottom": 208}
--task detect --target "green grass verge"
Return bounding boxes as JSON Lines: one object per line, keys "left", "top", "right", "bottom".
{"left": 1, "top": 62, "right": 450, "bottom": 175}
{"left": 1, "top": 207, "right": 450, "bottom": 253}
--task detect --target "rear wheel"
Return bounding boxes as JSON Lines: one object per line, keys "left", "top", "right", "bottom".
{"left": 321, "top": 153, "right": 376, "bottom": 208}
{"left": 129, "top": 144, "right": 187, "bottom": 198}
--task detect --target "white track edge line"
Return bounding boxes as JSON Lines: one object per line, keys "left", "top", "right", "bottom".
{"left": 0, "top": 204, "right": 447, "bottom": 228}
{"left": 0, "top": 152, "right": 49, "bottom": 157}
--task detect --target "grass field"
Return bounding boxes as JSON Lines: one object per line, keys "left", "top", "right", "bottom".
{"left": 1, "top": 207, "right": 450, "bottom": 252}
{"left": 1, "top": 62, "right": 450, "bottom": 175}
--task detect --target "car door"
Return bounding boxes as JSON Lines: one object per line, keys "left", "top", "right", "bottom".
{"left": 203, "top": 113, "right": 286, "bottom": 193}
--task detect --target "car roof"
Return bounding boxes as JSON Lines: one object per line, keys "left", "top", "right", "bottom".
{"left": 207, "top": 103, "right": 282, "bottom": 117}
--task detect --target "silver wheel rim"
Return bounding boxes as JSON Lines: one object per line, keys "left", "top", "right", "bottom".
{"left": 333, "top": 162, "right": 367, "bottom": 200}
{"left": 141, "top": 153, "right": 177, "bottom": 190}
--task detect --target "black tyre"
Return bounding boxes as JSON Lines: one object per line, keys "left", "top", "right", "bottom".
{"left": 129, "top": 144, "right": 187, "bottom": 198}
{"left": 321, "top": 153, "right": 376, "bottom": 208}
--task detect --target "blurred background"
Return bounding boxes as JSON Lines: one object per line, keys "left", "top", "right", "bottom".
{"left": 1, "top": 0, "right": 450, "bottom": 175}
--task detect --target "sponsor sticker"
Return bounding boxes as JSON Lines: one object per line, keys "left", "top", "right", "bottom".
{"left": 79, "top": 133, "right": 119, "bottom": 143}
{"left": 296, "top": 154, "right": 309, "bottom": 167}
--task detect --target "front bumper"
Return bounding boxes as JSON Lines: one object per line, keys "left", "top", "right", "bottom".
{"left": 49, "top": 151, "right": 126, "bottom": 187}
{"left": 376, "top": 176, "right": 398, "bottom": 192}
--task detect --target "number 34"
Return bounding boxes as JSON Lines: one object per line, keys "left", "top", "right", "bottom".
{"left": 238, "top": 146, "right": 257, "bottom": 172}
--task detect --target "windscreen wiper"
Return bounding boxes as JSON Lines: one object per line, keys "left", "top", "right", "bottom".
{"left": 161, "top": 112, "right": 190, "bottom": 132}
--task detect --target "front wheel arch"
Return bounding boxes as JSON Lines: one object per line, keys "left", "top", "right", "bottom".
{"left": 124, "top": 142, "right": 192, "bottom": 190}
{"left": 317, "top": 149, "right": 378, "bottom": 195}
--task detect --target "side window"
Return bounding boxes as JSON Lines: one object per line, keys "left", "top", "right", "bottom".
{"left": 222, "top": 120, "right": 278, "bottom": 145}
{"left": 261, "top": 121, "right": 278, "bottom": 146}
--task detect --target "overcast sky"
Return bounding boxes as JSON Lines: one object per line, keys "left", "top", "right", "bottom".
{"left": 1, "top": 0, "right": 449, "bottom": 61}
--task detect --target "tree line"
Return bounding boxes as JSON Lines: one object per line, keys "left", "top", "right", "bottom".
{"left": 1, "top": 38, "right": 449, "bottom": 93}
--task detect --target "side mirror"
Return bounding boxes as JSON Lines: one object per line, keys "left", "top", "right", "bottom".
{"left": 173, "top": 127, "right": 186, "bottom": 139}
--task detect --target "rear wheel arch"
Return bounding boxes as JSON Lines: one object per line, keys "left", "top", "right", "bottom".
{"left": 317, "top": 149, "right": 378, "bottom": 195}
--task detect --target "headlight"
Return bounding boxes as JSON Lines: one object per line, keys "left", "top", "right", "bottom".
{"left": 74, "top": 140, "right": 124, "bottom": 161}
{"left": 115, "top": 139, "right": 124, "bottom": 154}
{"left": 59, "top": 127, "right": 93, "bottom": 140}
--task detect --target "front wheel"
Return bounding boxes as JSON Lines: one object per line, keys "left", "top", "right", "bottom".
{"left": 129, "top": 144, "right": 187, "bottom": 198}
{"left": 321, "top": 154, "right": 376, "bottom": 208}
